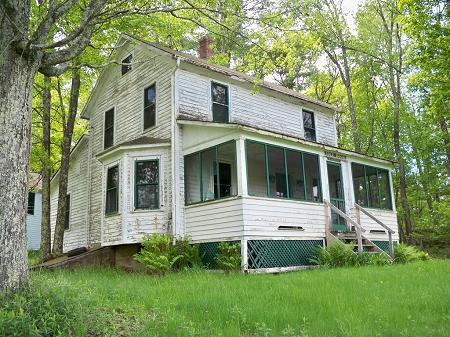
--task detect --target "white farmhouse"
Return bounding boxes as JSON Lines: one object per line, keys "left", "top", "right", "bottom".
{"left": 50, "top": 34, "right": 399, "bottom": 270}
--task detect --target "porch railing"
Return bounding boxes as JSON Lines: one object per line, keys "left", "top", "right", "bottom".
{"left": 354, "top": 203, "right": 395, "bottom": 258}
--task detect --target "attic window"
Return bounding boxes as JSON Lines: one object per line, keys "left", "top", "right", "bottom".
{"left": 211, "top": 82, "right": 229, "bottom": 122}
{"left": 303, "top": 110, "right": 316, "bottom": 141}
{"left": 121, "top": 54, "right": 132, "bottom": 75}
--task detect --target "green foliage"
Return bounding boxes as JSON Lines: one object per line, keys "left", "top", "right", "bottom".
{"left": 311, "top": 241, "right": 393, "bottom": 268}
{"left": 134, "top": 234, "right": 203, "bottom": 274}
{"left": 27, "top": 250, "right": 41, "bottom": 266}
{"left": 215, "top": 241, "right": 242, "bottom": 271}
{"left": 394, "top": 244, "right": 430, "bottom": 264}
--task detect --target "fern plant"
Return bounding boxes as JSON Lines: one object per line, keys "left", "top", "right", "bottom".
{"left": 394, "top": 244, "right": 430, "bottom": 264}
{"left": 215, "top": 242, "right": 241, "bottom": 272}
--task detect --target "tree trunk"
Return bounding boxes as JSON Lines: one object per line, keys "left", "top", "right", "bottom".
{"left": 439, "top": 117, "right": 450, "bottom": 176}
{"left": 40, "top": 76, "right": 52, "bottom": 261}
{"left": 52, "top": 68, "right": 81, "bottom": 255}
{"left": 0, "top": 10, "right": 36, "bottom": 291}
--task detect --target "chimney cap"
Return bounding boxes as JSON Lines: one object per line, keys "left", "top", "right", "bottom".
{"left": 199, "top": 34, "right": 215, "bottom": 59}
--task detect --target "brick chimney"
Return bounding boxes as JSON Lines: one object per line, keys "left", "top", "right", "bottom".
{"left": 199, "top": 34, "right": 214, "bottom": 59}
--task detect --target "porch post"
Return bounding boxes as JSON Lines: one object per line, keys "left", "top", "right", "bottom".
{"left": 236, "top": 137, "right": 248, "bottom": 196}
{"left": 241, "top": 238, "right": 248, "bottom": 272}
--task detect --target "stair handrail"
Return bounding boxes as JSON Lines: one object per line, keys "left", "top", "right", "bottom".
{"left": 354, "top": 203, "right": 395, "bottom": 258}
{"left": 324, "top": 200, "right": 365, "bottom": 253}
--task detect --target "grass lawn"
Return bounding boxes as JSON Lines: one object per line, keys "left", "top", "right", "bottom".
{"left": 27, "top": 260, "right": 450, "bottom": 336}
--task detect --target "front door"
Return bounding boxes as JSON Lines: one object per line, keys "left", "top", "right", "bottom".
{"left": 327, "top": 162, "right": 346, "bottom": 232}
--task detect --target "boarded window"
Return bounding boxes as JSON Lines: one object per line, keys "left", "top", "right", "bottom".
{"left": 303, "top": 110, "right": 316, "bottom": 141}
{"left": 144, "top": 84, "right": 156, "bottom": 129}
{"left": 184, "top": 141, "right": 237, "bottom": 205}
{"left": 104, "top": 108, "right": 114, "bottom": 149}
{"left": 64, "top": 195, "right": 70, "bottom": 230}
{"left": 105, "top": 165, "right": 119, "bottom": 214}
{"left": 211, "top": 82, "right": 229, "bottom": 122}
{"left": 27, "top": 192, "right": 35, "bottom": 215}
{"left": 351, "top": 163, "right": 392, "bottom": 210}
{"left": 121, "top": 54, "right": 132, "bottom": 75}
{"left": 246, "top": 140, "right": 321, "bottom": 202}
{"left": 135, "top": 160, "right": 159, "bottom": 209}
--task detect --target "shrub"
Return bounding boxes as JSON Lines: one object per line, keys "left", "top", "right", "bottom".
{"left": 134, "top": 234, "right": 203, "bottom": 274}
{"left": 215, "top": 242, "right": 241, "bottom": 271}
{"left": 394, "top": 244, "right": 430, "bottom": 264}
{"left": 27, "top": 250, "right": 41, "bottom": 266}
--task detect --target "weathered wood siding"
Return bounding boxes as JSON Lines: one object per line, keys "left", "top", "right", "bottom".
{"left": 87, "top": 41, "right": 176, "bottom": 246}
{"left": 26, "top": 192, "right": 42, "bottom": 250}
{"left": 176, "top": 69, "right": 337, "bottom": 147}
{"left": 348, "top": 208, "right": 400, "bottom": 242}
{"left": 242, "top": 197, "right": 326, "bottom": 239}
{"left": 50, "top": 139, "right": 89, "bottom": 252}
{"left": 185, "top": 198, "right": 244, "bottom": 242}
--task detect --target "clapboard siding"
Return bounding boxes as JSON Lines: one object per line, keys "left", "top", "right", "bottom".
{"left": 50, "top": 138, "right": 89, "bottom": 252}
{"left": 185, "top": 198, "right": 244, "bottom": 242}
{"left": 242, "top": 197, "right": 326, "bottom": 239}
{"left": 26, "top": 192, "right": 42, "bottom": 250}
{"left": 348, "top": 208, "right": 400, "bottom": 242}
{"left": 176, "top": 69, "right": 337, "bottom": 147}
{"left": 87, "top": 41, "right": 176, "bottom": 246}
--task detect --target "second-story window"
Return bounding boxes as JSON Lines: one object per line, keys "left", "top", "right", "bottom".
{"left": 144, "top": 84, "right": 156, "bottom": 129}
{"left": 104, "top": 108, "right": 114, "bottom": 149}
{"left": 303, "top": 110, "right": 316, "bottom": 141}
{"left": 121, "top": 54, "right": 132, "bottom": 75}
{"left": 211, "top": 82, "right": 229, "bottom": 122}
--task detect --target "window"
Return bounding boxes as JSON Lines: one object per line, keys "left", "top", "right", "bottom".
{"left": 246, "top": 140, "right": 322, "bottom": 202}
{"left": 144, "top": 84, "right": 156, "bottom": 129}
{"left": 184, "top": 141, "right": 237, "bottom": 205}
{"left": 105, "top": 165, "right": 119, "bottom": 214}
{"left": 351, "top": 163, "right": 392, "bottom": 210}
{"left": 303, "top": 110, "right": 316, "bottom": 141}
{"left": 121, "top": 54, "right": 132, "bottom": 75}
{"left": 135, "top": 160, "right": 159, "bottom": 209}
{"left": 104, "top": 108, "right": 114, "bottom": 149}
{"left": 27, "top": 192, "right": 35, "bottom": 215}
{"left": 211, "top": 82, "right": 229, "bottom": 122}
{"left": 64, "top": 194, "right": 70, "bottom": 230}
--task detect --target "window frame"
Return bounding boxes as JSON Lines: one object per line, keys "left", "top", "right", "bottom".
{"left": 211, "top": 81, "right": 230, "bottom": 123}
{"left": 184, "top": 140, "right": 237, "bottom": 206}
{"left": 103, "top": 107, "right": 115, "bottom": 149}
{"left": 351, "top": 162, "right": 393, "bottom": 210}
{"left": 121, "top": 53, "right": 133, "bottom": 75}
{"left": 134, "top": 159, "right": 160, "bottom": 210}
{"left": 27, "top": 192, "right": 35, "bottom": 215}
{"left": 143, "top": 82, "right": 157, "bottom": 131}
{"left": 105, "top": 164, "right": 120, "bottom": 215}
{"left": 245, "top": 139, "right": 322, "bottom": 203}
{"left": 302, "top": 109, "right": 316, "bottom": 142}
{"left": 64, "top": 193, "right": 71, "bottom": 231}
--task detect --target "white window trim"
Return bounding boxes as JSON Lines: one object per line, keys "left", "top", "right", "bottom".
{"left": 210, "top": 80, "right": 231, "bottom": 123}
{"left": 142, "top": 81, "right": 158, "bottom": 132}
{"left": 131, "top": 155, "right": 163, "bottom": 212}
{"left": 104, "top": 160, "right": 121, "bottom": 216}
{"left": 103, "top": 106, "right": 117, "bottom": 150}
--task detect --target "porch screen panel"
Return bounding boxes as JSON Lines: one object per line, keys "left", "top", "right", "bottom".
{"left": 366, "top": 166, "right": 380, "bottom": 208}
{"left": 303, "top": 153, "right": 321, "bottom": 202}
{"left": 267, "top": 146, "right": 287, "bottom": 198}
{"left": 352, "top": 163, "right": 367, "bottom": 206}
{"left": 216, "top": 142, "right": 237, "bottom": 198}
{"left": 184, "top": 154, "right": 201, "bottom": 204}
{"left": 286, "top": 150, "right": 305, "bottom": 200}
{"left": 246, "top": 141, "right": 268, "bottom": 197}
{"left": 378, "top": 170, "right": 392, "bottom": 209}
{"left": 201, "top": 148, "right": 216, "bottom": 201}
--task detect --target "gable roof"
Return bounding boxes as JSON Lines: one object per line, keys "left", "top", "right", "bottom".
{"left": 124, "top": 33, "right": 339, "bottom": 113}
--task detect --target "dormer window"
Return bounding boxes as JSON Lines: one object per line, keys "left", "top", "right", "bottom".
{"left": 303, "top": 110, "right": 316, "bottom": 141}
{"left": 211, "top": 82, "right": 229, "bottom": 122}
{"left": 121, "top": 54, "right": 132, "bottom": 75}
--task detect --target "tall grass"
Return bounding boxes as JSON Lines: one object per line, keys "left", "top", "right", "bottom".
{"left": 21, "top": 260, "right": 450, "bottom": 337}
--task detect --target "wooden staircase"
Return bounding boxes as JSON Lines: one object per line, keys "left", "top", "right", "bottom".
{"left": 324, "top": 201, "right": 395, "bottom": 258}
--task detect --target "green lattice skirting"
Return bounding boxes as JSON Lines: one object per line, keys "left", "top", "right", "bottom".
{"left": 247, "top": 240, "right": 324, "bottom": 269}
{"left": 372, "top": 240, "right": 398, "bottom": 252}
{"left": 199, "top": 241, "right": 239, "bottom": 268}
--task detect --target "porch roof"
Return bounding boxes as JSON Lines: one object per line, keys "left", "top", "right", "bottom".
{"left": 177, "top": 118, "right": 395, "bottom": 165}
{"left": 96, "top": 136, "right": 170, "bottom": 161}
